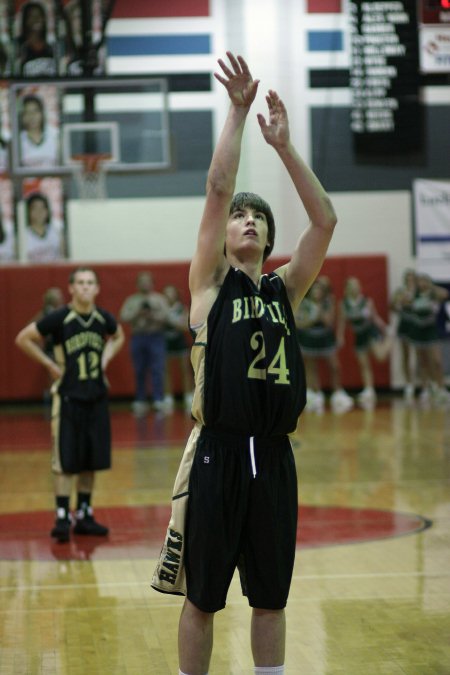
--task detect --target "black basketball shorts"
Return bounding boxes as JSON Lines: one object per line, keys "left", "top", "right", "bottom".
{"left": 185, "top": 427, "right": 298, "bottom": 613}
{"left": 51, "top": 393, "right": 111, "bottom": 474}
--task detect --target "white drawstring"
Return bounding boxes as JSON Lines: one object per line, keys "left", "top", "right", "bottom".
{"left": 249, "top": 436, "right": 257, "bottom": 478}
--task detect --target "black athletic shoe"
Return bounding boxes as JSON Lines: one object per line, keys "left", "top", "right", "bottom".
{"left": 73, "top": 515, "right": 109, "bottom": 536}
{"left": 50, "top": 517, "right": 71, "bottom": 543}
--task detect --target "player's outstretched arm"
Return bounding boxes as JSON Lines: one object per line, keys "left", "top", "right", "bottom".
{"left": 189, "top": 52, "right": 259, "bottom": 324}
{"left": 258, "top": 90, "right": 337, "bottom": 309}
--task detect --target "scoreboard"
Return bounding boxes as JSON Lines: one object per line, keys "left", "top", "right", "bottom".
{"left": 419, "top": 0, "right": 450, "bottom": 72}
{"left": 420, "top": 0, "right": 450, "bottom": 23}
{"left": 349, "top": 0, "right": 421, "bottom": 154}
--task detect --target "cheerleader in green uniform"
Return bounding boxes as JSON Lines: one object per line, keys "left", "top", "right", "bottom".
{"left": 409, "top": 274, "right": 449, "bottom": 406}
{"left": 390, "top": 269, "right": 417, "bottom": 402}
{"left": 295, "top": 277, "right": 354, "bottom": 414}
{"left": 338, "top": 277, "right": 392, "bottom": 409}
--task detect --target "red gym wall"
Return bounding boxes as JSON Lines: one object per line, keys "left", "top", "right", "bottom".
{"left": 0, "top": 254, "right": 389, "bottom": 401}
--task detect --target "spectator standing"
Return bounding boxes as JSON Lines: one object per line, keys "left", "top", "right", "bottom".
{"left": 120, "top": 271, "right": 169, "bottom": 416}
{"left": 162, "top": 284, "right": 194, "bottom": 412}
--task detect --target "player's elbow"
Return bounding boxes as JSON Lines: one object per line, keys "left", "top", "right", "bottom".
{"left": 323, "top": 196, "right": 338, "bottom": 231}
{"left": 206, "top": 170, "right": 235, "bottom": 200}
{"left": 15, "top": 330, "right": 27, "bottom": 351}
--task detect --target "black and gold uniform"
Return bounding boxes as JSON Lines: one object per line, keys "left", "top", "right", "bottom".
{"left": 36, "top": 306, "right": 117, "bottom": 474}
{"left": 200, "top": 268, "right": 306, "bottom": 434}
{"left": 153, "top": 267, "right": 306, "bottom": 612}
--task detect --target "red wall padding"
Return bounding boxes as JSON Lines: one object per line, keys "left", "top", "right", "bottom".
{"left": 0, "top": 255, "right": 389, "bottom": 401}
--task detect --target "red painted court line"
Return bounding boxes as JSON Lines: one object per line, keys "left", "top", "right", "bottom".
{"left": 0, "top": 505, "right": 431, "bottom": 562}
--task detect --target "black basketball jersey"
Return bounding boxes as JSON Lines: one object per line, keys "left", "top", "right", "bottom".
{"left": 37, "top": 305, "right": 117, "bottom": 401}
{"left": 202, "top": 267, "right": 306, "bottom": 436}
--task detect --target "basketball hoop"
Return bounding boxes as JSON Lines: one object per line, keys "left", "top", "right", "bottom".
{"left": 72, "top": 153, "right": 111, "bottom": 200}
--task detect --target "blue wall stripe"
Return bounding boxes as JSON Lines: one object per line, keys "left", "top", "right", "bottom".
{"left": 107, "top": 34, "right": 211, "bottom": 56}
{"left": 418, "top": 236, "right": 450, "bottom": 243}
{"left": 307, "top": 30, "right": 343, "bottom": 52}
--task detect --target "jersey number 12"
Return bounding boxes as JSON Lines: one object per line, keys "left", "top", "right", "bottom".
{"left": 77, "top": 351, "right": 100, "bottom": 380}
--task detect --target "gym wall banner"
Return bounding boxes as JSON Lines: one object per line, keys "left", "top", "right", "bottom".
{"left": 413, "top": 178, "right": 450, "bottom": 281}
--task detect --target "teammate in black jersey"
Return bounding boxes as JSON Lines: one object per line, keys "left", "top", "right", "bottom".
{"left": 154, "top": 52, "right": 337, "bottom": 675}
{"left": 15, "top": 267, "right": 124, "bottom": 543}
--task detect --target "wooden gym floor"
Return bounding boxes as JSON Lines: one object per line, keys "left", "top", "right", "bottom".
{"left": 0, "top": 397, "right": 449, "bottom": 675}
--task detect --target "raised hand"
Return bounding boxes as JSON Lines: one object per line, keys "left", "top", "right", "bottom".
{"left": 257, "top": 90, "right": 290, "bottom": 149}
{"left": 214, "top": 51, "right": 259, "bottom": 108}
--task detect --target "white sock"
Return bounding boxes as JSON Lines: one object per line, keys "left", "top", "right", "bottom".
{"left": 179, "top": 671, "right": 208, "bottom": 675}
{"left": 254, "top": 667, "right": 284, "bottom": 674}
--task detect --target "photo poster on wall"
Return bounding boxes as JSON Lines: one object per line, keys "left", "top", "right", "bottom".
{"left": 13, "top": 0, "right": 58, "bottom": 77}
{"left": 59, "top": 0, "right": 107, "bottom": 76}
{"left": 0, "top": 81, "right": 10, "bottom": 173}
{"left": 18, "top": 176, "right": 67, "bottom": 263}
{"left": 0, "top": 2, "right": 13, "bottom": 77}
{"left": 419, "top": 0, "right": 450, "bottom": 74}
{"left": 0, "top": 177, "right": 17, "bottom": 262}
{"left": 15, "top": 82, "right": 60, "bottom": 170}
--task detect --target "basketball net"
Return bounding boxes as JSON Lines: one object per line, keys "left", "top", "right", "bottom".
{"left": 72, "top": 153, "right": 111, "bottom": 200}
